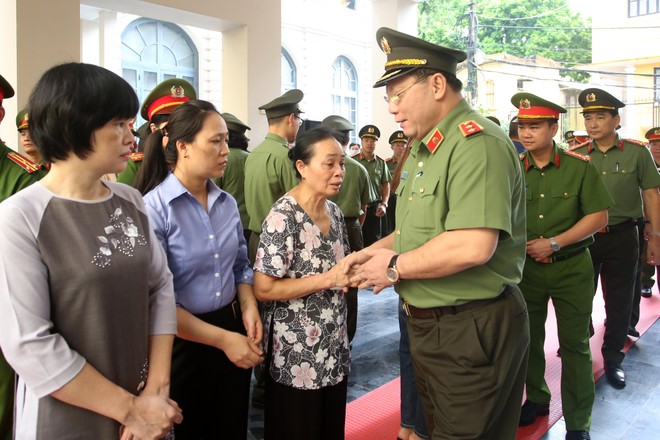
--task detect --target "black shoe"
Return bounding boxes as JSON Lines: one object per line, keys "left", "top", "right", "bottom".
{"left": 566, "top": 430, "right": 591, "bottom": 440}
{"left": 641, "top": 287, "right": 652, "bottom": 298}
{"left": 519, "top": 400, "right": 550, "bottom": 426}
{"left": 605, "top": 364, "right": 626, "bottom": 389}
{"left": 628, "top": 326, "right": 640, "bottom": 338}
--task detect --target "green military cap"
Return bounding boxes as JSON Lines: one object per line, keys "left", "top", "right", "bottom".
{"left": 373, "top": 27, "right": 467, "bottom": 88}
{"left": 16, "top": 109, "right": 29, "bottom": 131}
{"left": 222, "top": 112, "right": 251, "bottom": 134}
{"left": 0, "top": 73, "right": 15, "bottom": 103}
{"left": 359, "top": 124, "right": 380, "bottom": 140}
{"left": 646, "top": 127, "right": 660, "bottom": 141}
{"left": 389, "top": 130, "right": 408, "bottom": 144}
{"left": 564, "top": 130, "right": 576, "bottom": 142}
{"left": 259, "top": 89, "right": 304, "bottom": 119}
{"left": 140, "top": 78, "right": 197, "bottom": 121}
{"left": 511, "top": 92, "right": 566, "bottom": 120}
{"left": 486, "top": 115, "right": 501, "bottom": 126}
{"left": 321, "top": 115, "right": 353, "bottom": 133}
{"left": 578, "top": 88, "right": 624, "bottom": 113}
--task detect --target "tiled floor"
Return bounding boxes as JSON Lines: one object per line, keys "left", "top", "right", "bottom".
{"left": 248, "top": 287, "right": 660, "bottom": 440}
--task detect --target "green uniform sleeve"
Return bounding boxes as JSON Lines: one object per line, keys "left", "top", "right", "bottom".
{"left": 580, "top": 160, "right": 614, "bottom": 215}
{"left": 637, "top": 146, "right": 660, "bottom": 190}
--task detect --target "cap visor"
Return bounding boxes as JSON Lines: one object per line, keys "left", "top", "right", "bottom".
{"left": 373, "top": 67, "right": 418, "bottom": 88}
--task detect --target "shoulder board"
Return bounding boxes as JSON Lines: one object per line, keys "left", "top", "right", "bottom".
{"left": 351, "top": 152, "right": 360, "bottom": 159}
{"left": 458, "top": 120, "right": 483, "bottom": 137}
{"left": 129, "top": 152, "right": 144, "bottom": 162}
{"left": 7, "top": 152, "right": 40, "bottom": 173}
{"left": 569, "top": 140, "right": 590, "bottom": 151}
{"left": 564, "top": 150, "right": 590, "bottom": 162}
{"left": 385, "top": 157, "right": 393, "bottom": 162}
{"left": 624, "top": 138, "right": 647, "bottom": 147}
{"left": 519, "top": 153, "right": 526, "bottom": 161}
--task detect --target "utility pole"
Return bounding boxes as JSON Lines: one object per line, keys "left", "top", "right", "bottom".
{"left": 466, "top": 1, "right": 478, "bottom": 106}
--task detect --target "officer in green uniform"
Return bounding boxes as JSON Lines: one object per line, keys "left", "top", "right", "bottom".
{"left": 16, "top": 109, "right": 46, "bottom": 169}
{"left": 571, "top": 88, "right": 660, "bottom": 389}
{"left": 322, "top": 115, "right": 379, "bottom": 342}
{"left": 344, "top": 28, "right": 529, "bottom": 439}
{"left": 244, "top": 89, "right": 303, "bottom": 408}
{"left": 384, "top": 130, "right": 407, "bottom": 235}
{"left": 639, "top": 127, "right": 660, "bottom": 296}
{"left": 117, "top": 78, "right": 196, "bottom": 186}
{"left": 354, "top": 124, "right": 391, "bottom": 247}
{"left": 0, "top": 73, "right": 46, "bottom": 440}
{"left": 244, "top": 89, "right": 303, "bottom": 260}
{"left": 214, "top": 112, "right": 251, "bottom": 243}
{"left": 513, "top": 93, "right": 612, "bottom": 440}
{"left": 564, "top": 130, "right": 578, "bottom": 149}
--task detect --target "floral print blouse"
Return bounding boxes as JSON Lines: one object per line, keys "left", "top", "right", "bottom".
{"left": 254, "top": 194, "right": 351, "bottom": 390}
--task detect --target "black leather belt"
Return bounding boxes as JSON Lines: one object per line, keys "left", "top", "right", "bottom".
{"left": 402, "top": 291, "right": 506, "bottom": 319}
{"left": 597, "top": 218, "right": 639, "bottom": 234}
{"left": 536, "top": 247, "right": 586, "bottom": 264}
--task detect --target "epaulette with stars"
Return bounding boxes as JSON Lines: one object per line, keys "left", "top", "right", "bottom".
{"left": 129, "top": 152, "right": 144, "bottom": 162}
{"left": 569, "top": 140, "right": 590, "bottom": 151}
{"left": 564, "top": 150, "right": 591, "bottom": 162}
{"left": 624, "top": 138, "right": 647, "bottom": 147}
{"left": 351, "top": 152, "right": 360, "bottom": 159}
{"left": 7, "top": 151, "right": 40, "bottom": 173}
{"left": 458, "top": 120, "right": 483, "bottom": 138}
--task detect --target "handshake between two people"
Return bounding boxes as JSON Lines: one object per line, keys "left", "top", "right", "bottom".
{"left": 326, "top": 247, "right": 399, "bottom": 294}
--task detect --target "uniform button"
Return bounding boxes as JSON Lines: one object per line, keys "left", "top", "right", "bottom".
{"left": 396, "top": 230, "right": 401, "bottom": 235}
{"left": 564, "top": 192, "right": 568, "bottom": 197}
{"left": 214, "top": 253, "right": 219, "bottom": 259}
{"left": 541, "top": 172, "right": 545, "bottom": 176}
{"left": 209, "top": 234, "right": 214, "bottom": 239}
{"left": 419, "top": 187, "right": 425, "bottom": 193}
{"left": 214, "top": 272, "right": 220, "bottom": 278}
{"left": 539, "top": 214, "right": 544, "bottom": 219}
{"left": 215, "top": 291, "right": 221, "bottom": 297}
{"left": 418, "top": 162, "right": 424, "bottom": 167}
{"left": 540, "top": 194, "right": 545, "bottom": 198}
{"left": 408, "top": 196, "right": 413, "bottom": 201}
{"left": 602, "top": 171, "right": 607, "bottom": 175}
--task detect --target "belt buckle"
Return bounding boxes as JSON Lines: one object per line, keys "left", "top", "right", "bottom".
{"left": 402, "top": 301, "right": 412, "bottom": 317}
{"left": 539, "top": 257, "right": 553, "bottom": 264}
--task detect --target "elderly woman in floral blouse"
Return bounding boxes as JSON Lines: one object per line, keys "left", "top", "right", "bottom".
{"left": 254, "top": 127, "right": 354, "bottom": 440}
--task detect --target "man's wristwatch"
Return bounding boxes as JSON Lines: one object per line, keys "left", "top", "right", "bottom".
{"left": 386, "top": 254, "right": 400, "bottom": 283}
{"left": 549, "top": 237, "right": 561, "bottom": 252}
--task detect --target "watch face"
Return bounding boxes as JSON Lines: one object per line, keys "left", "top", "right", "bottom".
{"left": 386, "top": 267, "right": 399, "bottom": 283}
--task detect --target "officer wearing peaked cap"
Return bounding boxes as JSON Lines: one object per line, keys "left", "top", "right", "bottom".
{"left": 16, "top": 109, "right": 45, "bottom": 167}
{"left": 118, "top": 78, "right": 197, "bottom": 187}
{"left": 513, "top": 92, "right": 612, "bottom": 439}
{"left": 322, "top": 115, "right": 378, "bottom": 344}
{"left": 0, "top": 73, "right": 46, "bottom": 440}
{"left": 355, "top": 124, "right": 391, "bottom": 247}
{"left": 244, "top": 89, "right": 303, "bottom": 408}
{"left": 214, "top": 112, "right": 251, "bottom": 242}
{"left": 344, "top": 27, "right": 529, "bottom": 439}
{"left": 572, "top": 88, "right": 660, "bottom": 390}
{"left": 639, "top": 127, "right": 660, "bottom": 298}
{"left": 384, "top": 130, "right": 407, "bottom": 236}
{"left": 564, "top": 130, "right": 577, "bottom": 148}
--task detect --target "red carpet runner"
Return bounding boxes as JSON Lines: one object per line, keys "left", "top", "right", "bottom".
{"left": 345, "top": 290, "right": 660, "bottom": 440}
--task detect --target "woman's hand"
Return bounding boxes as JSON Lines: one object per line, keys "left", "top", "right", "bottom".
{"left": 242, "top": 302, "right": 264, "bottom": 346}
{"left": 325, "top": 256, "right": 359, "bottom": 292}
{"left": 119, "top": 393, "right": 183, "bottom": 440}
{"left": 217, "top": 331, "right": 264, "bottom": 369}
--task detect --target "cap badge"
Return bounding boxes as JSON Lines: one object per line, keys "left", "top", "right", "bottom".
{"left": 171, "top": 85, "right": 185, "bottom": 98}
{"left": 586, "top": 92, "right": 596, "bottom": 103}
{"left": 397, "top": 133, "right": 404, "bottom": 139}
{"left": 380, "top": 37, "right": 392, "bottom": 55}
{"left": 368, "top": 127, "right": 375, "bottom": 133}
{"left": 655, "top": 129, "right": 660, "bottom": 136}
{"left": 520, "top": 99, "right": 531, "bottom": 110}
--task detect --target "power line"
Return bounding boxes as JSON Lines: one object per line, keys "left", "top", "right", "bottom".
{"left": 480, "top": 58, "right": 659, "bottom": 78}
{"left": 480, "top": 24, "right": 660, "bottom": 31}
{"left": 480, "top": 4, "right": 569, "bottom": 20}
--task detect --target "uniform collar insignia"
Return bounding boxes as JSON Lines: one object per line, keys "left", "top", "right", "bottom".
{"left": 426, "top": 129, "right": 444, "bottom": 154}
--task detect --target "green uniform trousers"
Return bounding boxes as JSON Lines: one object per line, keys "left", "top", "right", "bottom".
{"left": 519, "top": 250, "right": 595, "bottom": 430}
{"left": 408, "top": 285, "right": 529, "bottom": 439}
{"left": 0, "top": 350, "right": 13, "bottom": 440}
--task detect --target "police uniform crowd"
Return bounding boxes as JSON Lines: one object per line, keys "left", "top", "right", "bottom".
{"left": 1, "top": 24, "right": 659, "bottom": 440}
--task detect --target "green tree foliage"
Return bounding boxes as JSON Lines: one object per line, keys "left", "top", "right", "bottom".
{"left": 418, "top": 0, "right": 592, "bottom": 81}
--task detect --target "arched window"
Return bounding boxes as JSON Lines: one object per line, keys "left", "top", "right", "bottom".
{"left": 331, "top": 56, "right": 358, "bottom": 138}
{"left": 121, "top": 18, "right": 198, "bottom": 121}
{"left": 281, "top": 48, "right": 297, "bottom": 93}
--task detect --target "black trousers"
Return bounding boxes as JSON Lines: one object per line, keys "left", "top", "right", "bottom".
{"left": 264, "top": 375, "right": 348, "bottom": 440}
{"left": 344, "top": 217, "right": 364, "bottom": 343}
{"left": 170, "top": 303, "right": 252, "bottom": 440}
{"left": 630, "top": 222, "right": 646, "bottom": 329}
{"left": 590, "top": 226, "right": 639, "bottom": 366}
{"left": 361, "top": 203, "right": 383, "bottom": 247}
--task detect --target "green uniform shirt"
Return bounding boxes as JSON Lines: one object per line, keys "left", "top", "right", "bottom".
{"left": 572, "top": 136, "right": 660, "bottom": 225}
{"left": 330, "top": 156, "right": 378, "bottom": 217}
{"left": 394, "top": 100, "right": 526, "bottom": 307}
{"left": 214, "top": 147, "right": 250, "bottom": 230}
{"left": 244, "top": 133, "right": 298, "bottom": 233}
{"left": 521, "top": 145, "right": 613, "bottom": 253}
{"left": 385, "top": 156, "right": 400, "bottom": 174}
{"left": 0, "top": 141, "right": 46, "bottom": 203}
{"left": 116, "top": 153, "right": 143, "bottom": 187}
{"left": 353, "top": 152, "right": 392, "bottom": 199}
